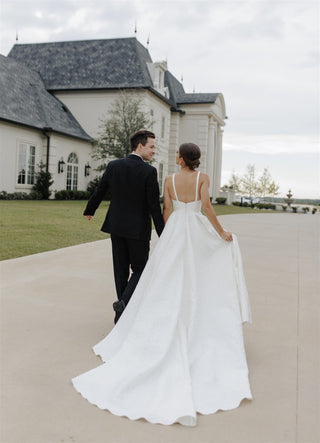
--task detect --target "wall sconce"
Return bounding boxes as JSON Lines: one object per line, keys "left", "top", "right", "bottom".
{"left": 58, "top": 158, "right": 65, "bottom": 173}
{"left": 84, "top": 162, "right": 91, "bottom": 177}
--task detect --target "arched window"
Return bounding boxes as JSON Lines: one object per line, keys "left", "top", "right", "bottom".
{"left": 66, "top": 152, "right": 78, "bottom": 190}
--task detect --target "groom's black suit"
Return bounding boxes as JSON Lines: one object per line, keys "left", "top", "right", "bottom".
{"left": 84, "top": 154, "right": 164, "bottom": 307}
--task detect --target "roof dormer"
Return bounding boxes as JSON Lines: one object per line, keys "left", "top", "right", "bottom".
{"left": 147, "top": 61, "right": 169, "bottom": 98}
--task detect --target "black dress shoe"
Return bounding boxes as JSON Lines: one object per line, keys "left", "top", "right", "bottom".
{"left": 113, "top": 299, "right": 126, "bottom": 324}
{"left": 114, "top": 311, "right": 121, "bottom": 324}
{"left": 113, "top": 299, "right": 126, "bottom": 313}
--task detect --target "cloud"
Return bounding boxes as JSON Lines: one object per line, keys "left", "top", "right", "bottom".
{"left": 223, "top": 133, "right": 319, "bottom": 154}
{"left": 0, "top": 0, "right": 318, "bottom": 138}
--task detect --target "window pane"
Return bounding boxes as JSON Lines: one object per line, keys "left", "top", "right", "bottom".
{"left": 73, "top": 166, "right": 78, "bottom": 190}
{"left": 68, "top": 152, "right": 78, "bottom": 164}
{"left": 27, "top": 146, "right": 36, "bottom": 185}
{"left": 66, "top": 165, "right": 72, "bottom": 190}
{"left": 161, "top": 117, "right": 165, "bottom": 138}
{"left": 17, "top": 144, "right": 27, "bottom": 184}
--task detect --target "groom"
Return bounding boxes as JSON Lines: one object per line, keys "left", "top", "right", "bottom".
{"left": 84, "top": 129, "right": 165, "bottom": 323}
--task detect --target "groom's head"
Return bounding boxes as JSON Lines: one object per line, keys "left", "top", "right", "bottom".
{"left": 130, "top": 130, "right": 156, "bottom": 161}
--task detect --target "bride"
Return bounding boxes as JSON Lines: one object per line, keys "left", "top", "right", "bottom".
{"left": 72, "top": 142, "right": 252, "bottom": 426}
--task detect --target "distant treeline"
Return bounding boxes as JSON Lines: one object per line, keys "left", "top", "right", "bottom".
{"left": 262, "top": 197, "right": 320, "bottom": 205}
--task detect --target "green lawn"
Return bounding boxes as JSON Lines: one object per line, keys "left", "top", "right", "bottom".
{"left": 0, "top": 200, "right": 275, "bottom": 260}
{"left": 0, "top": 200, "right": 108, "bottom": 261}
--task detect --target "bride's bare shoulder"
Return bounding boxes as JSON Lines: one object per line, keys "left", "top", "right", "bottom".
{"left": 199, "top": 172, "right": 210, "bottom": 181}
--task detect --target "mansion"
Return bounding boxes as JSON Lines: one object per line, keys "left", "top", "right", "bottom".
{"left": 0, "top": 37, "right": 227, "bottom": 198}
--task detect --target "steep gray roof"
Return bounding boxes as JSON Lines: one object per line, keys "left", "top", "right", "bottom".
{"left": 164, "top": 70, "right": 218, "bottom": 106}
{"left": 8, "top": 37, "right": 220, "bottom": 112}
{"left": 8, "top": 37, "right": 153, "bottom": 91}
{"left": 164, "top": 70, "right": 186, "bottom": 103}
{"left": 177, "top": 93, "right": 219, "bottom": 104}
{"left": 0, "top": 55, "right": 92, "bottom": 141}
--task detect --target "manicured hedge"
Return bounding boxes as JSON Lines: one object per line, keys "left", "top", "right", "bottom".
{"left": 54, "top": 190, "right": 91, "bottom": 200}
{"left": 0, "top": 190, "right": 42, "bottom": 200}
{"left": 215, "top": 197, "right": 227, "bottom": 205}
{"left": 232, "top": 201, "right": 276, "bottom": 210}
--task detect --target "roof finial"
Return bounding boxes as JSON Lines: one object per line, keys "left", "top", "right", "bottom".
{"left": 181, "top": 74, "right": 183, "bottom": 83}
{"left": 134, "top": 21, "right": 137, "bottom": 35}
{"left": 16, "top": 30, "right": 19, "bottom": 42}
{"left": 193, "top": 85, "right": 195, "bottom": 93}
{"left": 147, "top": 34, "right": 150, "bottom": 46}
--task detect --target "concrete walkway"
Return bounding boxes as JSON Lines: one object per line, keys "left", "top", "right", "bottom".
{"left": 1, "top": 214, "right": 319, "bottom": 443}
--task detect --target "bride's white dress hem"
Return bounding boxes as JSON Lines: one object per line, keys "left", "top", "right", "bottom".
{"left": 72, "top": 172, "right": 252, "bottom": 426}
{"left": 72, "top": 378, "right": 252, "bottom": 426}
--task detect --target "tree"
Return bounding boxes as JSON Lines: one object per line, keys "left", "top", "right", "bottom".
{"left": 229, "top": 165, "right": 280, "bottom": 201}
{"left": 32, "top": 162, "right": 54, "bottom": 199}
{"left": 268, "top": 180, "right": 280, "bottom": 200}
{"left": 240, "top": 164, "right": 257, "bottom": 200}
{"left": 256, "top": 168, "right": 272, "bottom": 198}
{"left": 228, "top": 170, "right": 242, "bottom": 193}
{"left": 92, "top": 92, "right": 152, "bottom": 168}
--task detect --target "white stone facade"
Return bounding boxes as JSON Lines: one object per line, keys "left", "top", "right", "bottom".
{"left": 53, "top": 87, "right": 226, "bottom": 198}
{"left": 0, "top": 120, "right": 93, "bottom": 196}
{"left": 1, "top": 39, "right": 226, "bottom": 199}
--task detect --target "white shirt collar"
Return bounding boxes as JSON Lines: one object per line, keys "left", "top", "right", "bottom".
{"left": 131, "top": 152, "right": 142, "bottom": 159}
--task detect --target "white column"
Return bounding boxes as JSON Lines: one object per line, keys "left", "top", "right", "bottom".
{"left": 206, "top": 117, "right": 216, "bottom": 198}
{"left": 213, "top": 126, "right": 223, "bottom": 199}
{"left": 168, "top": 112, "right": 180, "bottom": 175}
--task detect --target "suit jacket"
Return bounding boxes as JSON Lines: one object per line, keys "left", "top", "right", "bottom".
{"left": 84, "top": 154, "right": 165, "bottom": 240}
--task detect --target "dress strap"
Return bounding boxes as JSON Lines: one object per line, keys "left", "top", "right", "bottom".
{"left": 172, "top": 174, "right": 179, "bottom": 201}
{"left": 195, "top": 171, "right": 200, "bottom": 201}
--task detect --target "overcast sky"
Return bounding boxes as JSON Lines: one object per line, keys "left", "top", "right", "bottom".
{"left": 1, "top": 0, "right": 319, "bottom": 198}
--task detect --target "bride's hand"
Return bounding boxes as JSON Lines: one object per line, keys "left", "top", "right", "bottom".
{"left": 221, "top": 230, "right": 233, "bottom": 242}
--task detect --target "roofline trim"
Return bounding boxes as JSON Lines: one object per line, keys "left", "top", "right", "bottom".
{"left": 0, "top": 117, "right": 93, "bottom": 142}
{"left": 9, "top": 36, "right": 139, "bottom": 50}
{"left": 51, "top": 85, "right": 177, "bottom": 107}
{"left": 177, "top": 99, "right": 217, "bottom": 105}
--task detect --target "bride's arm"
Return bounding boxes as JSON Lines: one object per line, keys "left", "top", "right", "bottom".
{"left": 200, "top": 174, "right": 233, "bottom": 242}
{"left": 163, "top": 176, "right": 173, "bottom": 224}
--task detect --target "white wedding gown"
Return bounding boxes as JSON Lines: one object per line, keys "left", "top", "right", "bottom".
{"left": 72, "top": 172, "right": 252, "bottom": 426}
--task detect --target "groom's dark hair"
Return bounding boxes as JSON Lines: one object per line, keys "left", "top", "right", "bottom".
{"left": 130, "top": 129, "right": 155, "bottom": 151}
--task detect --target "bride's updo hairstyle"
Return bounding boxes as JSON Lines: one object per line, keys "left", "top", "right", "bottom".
{"left": 179, "top": 143, "right": 201, "bottom": 170}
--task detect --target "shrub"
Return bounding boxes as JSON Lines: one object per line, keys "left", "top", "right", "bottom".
{"left": 0, "top": 190, "right": 42, "bottom": 200}
{"left": 32, "top": 162, "right": 54, "bottom": 199}
{"left": 282, "top": 205, "right": 287, "bottom": 211}
{"left": 253, "top": 202, "right": 276, "bottom": 210}
{"left": 232, "top": 201, "right": 241, "bottom": 206}
{"left": 302, "top": 207, "right": 310, "bottom": 214}
{"left": 312, "top": 208, "right": 317, "bottom": 214}
{"left": 29, "top": 191, "right": 42, "bottom": 200}
{"left": 215, "top": 197, "right": 227, "bottom": 205}
{"left": 87, "top": 176, "right": 111, "bottom": 200}
{"left": 54, "top": 190, "right": 91, "bottom": 200}
{"left": 87, "top": 177, "right": 101, "bottom": 194}
{"left": 291, "top": 206, "right": 298, "bottom": 213}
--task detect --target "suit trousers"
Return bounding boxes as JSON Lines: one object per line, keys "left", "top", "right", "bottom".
{"left": 111, "top": 234, "right": 150, "bottom": 306}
